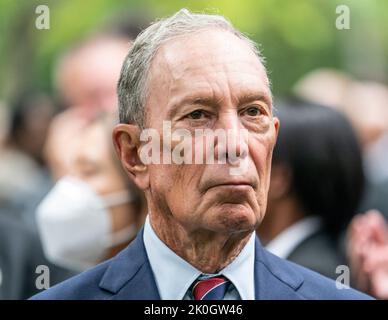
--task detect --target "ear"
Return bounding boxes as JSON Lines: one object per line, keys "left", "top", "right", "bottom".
{"left": 273, "top": 116, "right": 280, "bottom": 138}
{"left": 112, "top": 124, "right": 149, "bottom": 190}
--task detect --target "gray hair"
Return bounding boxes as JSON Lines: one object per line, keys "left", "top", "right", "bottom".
{"left": 118, "top": 8, "right": 265, "bottom": 127}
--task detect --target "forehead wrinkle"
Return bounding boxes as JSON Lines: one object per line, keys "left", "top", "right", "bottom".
{"left": 154, "top": 29, "right": 261, "bottom": 79}
{"left": 163, "top": 70, "right": 271, "bottom": 120}
{"left": 148, "top": 30, "right": 271, "bottom": 121}
{"left": 152, "top": 29, "right": 266, "bottom": 82}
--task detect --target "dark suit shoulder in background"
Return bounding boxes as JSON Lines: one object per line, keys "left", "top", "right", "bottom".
{"left": 0, "top": 213, "right": 75, "bottom": 299}
{"left": 287, "top": 229, "right": 345, "bottom": 281}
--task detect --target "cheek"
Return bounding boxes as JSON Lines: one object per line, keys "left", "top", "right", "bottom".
{"left": 249, "top": 142, "right": 271, "bottom": 180}
{"left": 88, "top": 172, "right": 124, "bottom": 195}
{"left": 249, "top": 129, "right": 277, "bottom": 192}
{"left": 149, "top": 164, "right": 201, "bottom": 210}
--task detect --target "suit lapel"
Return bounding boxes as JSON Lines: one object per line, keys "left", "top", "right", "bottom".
{"left": 98, "top": 229, "right": 161, "bottom": 300}
{"left": 254, "top": 237, "right": 305, "bottom": 300}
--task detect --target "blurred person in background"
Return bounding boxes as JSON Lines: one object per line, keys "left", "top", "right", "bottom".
{"left": 31, "top": 28, "right": 142, "bottom": 285}
{"left": 341, "top": 82, "right": 388, "bottom": 219}
{"left": 0, "top": 95, "right": 74, "bottom": 299}
{"left": 341, "top": 81, "right": 388, "bottom": 184}
{"left": 36, "top": 113, "right": 147, "bottom": 272}
{"left": 0, "top": 212, "right": 75, "bottom": 299}
{"left": 257, "top": 97, "right": 365, "bottom": 280}
{"left": 55, "top": 35, "right": 131, "bottom": 119}
{"left": 294, "top": 71, "right": 388, "bottom": 219}
{"left": 1, "top": 22, "right": 145, "bottom": 298}
{"left": 45, "top": 34, "right": 132, "bottom": 181}
{"left": 293, "top": 68, "right": 353, "bottom": 110}
{"left": 0, "top": 92, "right": 55, "bottom": 228}
{"left": 348, "top": 210, "right": 388, "bottom": 299}
{"left": 344, "top": 82, "right": 388, "bottom": 299}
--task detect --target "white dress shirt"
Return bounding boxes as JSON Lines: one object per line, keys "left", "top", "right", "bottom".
{"left": 143, "top": 216, "right": 256, "bottom": 300}
{"left": 265, "top": 216, "right": 322, "bottom": 259}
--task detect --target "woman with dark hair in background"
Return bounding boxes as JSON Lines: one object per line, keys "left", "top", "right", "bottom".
{"left": 257, "top": 97, "right": 365, "bottom": 280}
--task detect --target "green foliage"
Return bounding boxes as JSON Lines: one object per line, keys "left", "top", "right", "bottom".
{"left": 0, "top": 0, "right": 387, "bottom": 102}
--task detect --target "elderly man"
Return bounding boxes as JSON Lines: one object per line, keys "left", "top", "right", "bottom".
{"left": 32, "top": 9, "right": 370, "bottom": 300}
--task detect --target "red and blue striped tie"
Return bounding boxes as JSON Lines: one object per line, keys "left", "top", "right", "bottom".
{"left": 192, "top": 276, "right": 230, "bottom": 300}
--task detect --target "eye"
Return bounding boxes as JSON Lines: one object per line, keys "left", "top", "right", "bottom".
{"left": 244, "top": 106, "right": 262, "bottom": 117}
{"left": 187, "top": 109, "right": 207, "bottom": 120}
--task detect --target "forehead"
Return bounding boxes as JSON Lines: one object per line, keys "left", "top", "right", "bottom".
{"left": 147, "top": 29, "right": 271, "bottom": 109}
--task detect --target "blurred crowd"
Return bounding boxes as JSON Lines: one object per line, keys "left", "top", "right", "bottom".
{"left": 1, "top": 22, "right": 388, "bottom": 300}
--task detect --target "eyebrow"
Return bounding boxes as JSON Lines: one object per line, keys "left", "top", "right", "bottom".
{"left": 167, "top": 96, "right": 218, "bottom": 120}
{"left": 167, "top": 91, "right": 272, "bottom": 119}
{"left": 237, "top": 93, "right": 272, "bottom": 108}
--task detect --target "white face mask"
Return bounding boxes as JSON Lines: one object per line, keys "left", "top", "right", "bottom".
{"left": 36, "top": 176, "right": 137, "bottom": 271}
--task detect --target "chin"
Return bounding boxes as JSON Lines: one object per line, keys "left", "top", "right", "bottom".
{"left": 210, "top": 203, "right": 259, "bottom": 233}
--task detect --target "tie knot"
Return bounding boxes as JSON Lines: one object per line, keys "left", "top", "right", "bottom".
{"left": 192, "top": 275, "right": 230, "bottom": 300}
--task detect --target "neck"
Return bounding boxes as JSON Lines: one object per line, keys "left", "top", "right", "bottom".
{"left": 149, "top": 211, "right": 252, "bottom": 274}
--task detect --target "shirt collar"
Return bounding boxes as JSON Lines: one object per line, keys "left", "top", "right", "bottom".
{"left": 265, "top": 216, "right": 322, "bottom": 259}
{"left": 220, "top": 229, "right": 256, "bottom": 300}
{"left": 143, "top": 215, "right": 256, "bottom": 300}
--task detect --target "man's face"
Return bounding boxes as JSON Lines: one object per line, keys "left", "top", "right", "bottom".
{"left": 144, "top": 29, "right": 279, "bottom": 235}
{"left": 59, "top": 39, "right": 129, "bottom": 118}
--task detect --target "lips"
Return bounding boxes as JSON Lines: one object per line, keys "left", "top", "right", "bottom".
{"left": 203, "top": 179, "right": 256, "bottom": 192}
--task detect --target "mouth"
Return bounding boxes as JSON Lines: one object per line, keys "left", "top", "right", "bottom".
{"left": 205, "top": 181, "right": 256, "bottom": 192}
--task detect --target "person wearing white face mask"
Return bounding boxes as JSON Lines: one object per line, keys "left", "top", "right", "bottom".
{"left": 36, "top": 113, "right": 147, "bottom": 272}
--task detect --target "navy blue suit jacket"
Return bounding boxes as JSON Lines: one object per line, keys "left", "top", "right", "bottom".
{"left": 31, "top": 230, "right": 372, "bottom": 300}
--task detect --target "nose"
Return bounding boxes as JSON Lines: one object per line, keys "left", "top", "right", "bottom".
{"left": 214, "top": 111, "right": 248, "bottom": 164}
